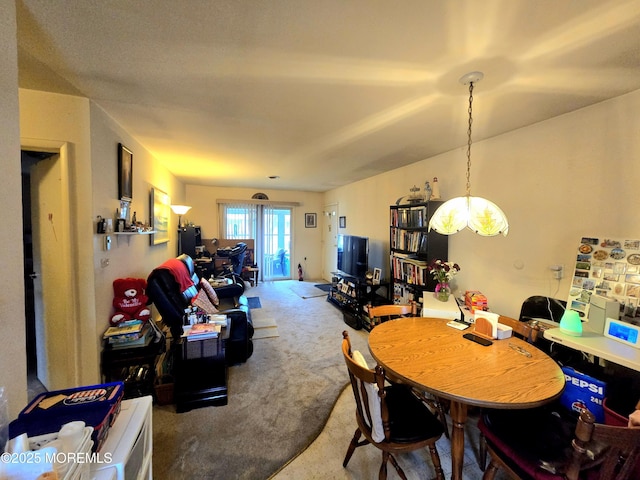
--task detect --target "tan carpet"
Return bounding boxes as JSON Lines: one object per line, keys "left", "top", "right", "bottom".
{"left": 288, "top": 280, "right": 329, "bottom": 299}
{"left": 152, "top": 280, "right": 368, "bottom": 479}
{"left": 251, "top": 308, "right": 280, "bottom": 338}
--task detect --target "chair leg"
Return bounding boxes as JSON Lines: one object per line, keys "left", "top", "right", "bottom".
{"left": 427, "top": 444, "right": 445, "bottom": 480}
{"left": 435, "top": 400, "right": 450, "bottom": 440}
{"left": 343, "top": 428, "right": 362, "bottom": 467}
{"left": 479, "top": 432, "right": 487, "bottom": 471}
{"left": 379, "top": 451, "right": 389, "bottom": 480}
{"left": 386, "top": 453, "right": 407, "bottom": 480}
{"left": 482, "top": 460, "right": 499, "bottom": 480}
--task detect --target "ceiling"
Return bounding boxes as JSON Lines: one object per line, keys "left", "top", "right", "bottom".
{"left": 15, "top": 0, "right": 640, "bottom": 192}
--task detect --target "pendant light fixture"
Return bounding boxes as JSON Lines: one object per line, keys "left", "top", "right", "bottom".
{"left": 428, "top": 72, "right": 509, "bottom": 237}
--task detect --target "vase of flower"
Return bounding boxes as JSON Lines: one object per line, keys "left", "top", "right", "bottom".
{"left": 435, "top": 283, "right": 451, "bottom": 302}
{"left": 427, "top": 259, "right": 460, "bottom": 302}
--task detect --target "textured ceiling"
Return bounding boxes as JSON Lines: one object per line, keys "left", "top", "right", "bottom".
{"left": 16, "top": 0, "right": 640, "bottom": 192}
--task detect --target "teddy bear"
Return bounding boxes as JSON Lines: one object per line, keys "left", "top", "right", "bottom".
{"left": 110, "top": 277, "right": 151, "bottom": 326}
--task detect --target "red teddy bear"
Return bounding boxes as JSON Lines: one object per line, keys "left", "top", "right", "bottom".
{"left": 110, "top": 277, "right": 151, "bottom": 326}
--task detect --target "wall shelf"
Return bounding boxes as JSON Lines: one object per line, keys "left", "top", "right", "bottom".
{"left": 114, "top": 231, "right": 156, "bottom": 235}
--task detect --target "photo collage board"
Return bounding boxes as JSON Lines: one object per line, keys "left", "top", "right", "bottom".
{"left": 569, "top": 236, "right": 640, "bottom": 319}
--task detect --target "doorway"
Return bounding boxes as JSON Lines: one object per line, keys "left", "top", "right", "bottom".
{"left": 262, "top": 206, "right": 291, "bottom": 281}
{"left": 21, "top": 150, "right": 53, "bottom": 378}
{"left": 220, "top": 203, "right": 292, "bottom": 281}
{"left": 322, "top": 204, "right": 338, "bottom": 281}
{"left": 21, "top": 144, "right": 79, "bottom": 392}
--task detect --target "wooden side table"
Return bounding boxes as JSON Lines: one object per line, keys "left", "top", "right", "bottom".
{"left": 243, "top": 267, "right": 259, "bottom": 286}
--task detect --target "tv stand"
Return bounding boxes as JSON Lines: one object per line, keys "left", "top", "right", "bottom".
{"left": 327, "top": 272, "right": 388, "bottom": 331}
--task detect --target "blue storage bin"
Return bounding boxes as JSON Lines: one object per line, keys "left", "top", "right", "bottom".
{"left": 9, "top": 381, "right": 124, "bottom": 452}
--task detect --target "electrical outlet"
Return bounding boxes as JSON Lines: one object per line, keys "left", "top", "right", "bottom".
{"left": 549, "top": 264, "right": 563, "bottom": 279}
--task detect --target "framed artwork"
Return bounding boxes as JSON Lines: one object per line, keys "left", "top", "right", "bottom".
{"left": 150, "top": 187, "right": 170, "bottom": 245}
{"left": 373, "top": 267, "right": 382, "bottom": 285}
{"left": 305, "top": 213, "right": 317, "bottom": 228}
{"left": 339, "top": 216, "right": 346, "bottom": 228}
{"left": 118, "top": 143, "right": 133, "bottom": 201}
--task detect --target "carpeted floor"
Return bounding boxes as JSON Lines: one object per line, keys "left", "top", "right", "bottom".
{"left": 152, "top": 280, "right": 370, "bottom": 479}
{"left": 273, "top": 387, "right": 493, "bottom": 480}
{"left": 288, "top": 280, "right": 330, "bottom": 299}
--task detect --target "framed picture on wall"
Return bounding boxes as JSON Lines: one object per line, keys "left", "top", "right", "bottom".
{"left": 150, "top": 187, "right": 170, "bottom": 245}
{"left": 118, "top": 143, "right": 133, "bottom": 201}
{"left": 339, "top": 216, "right": 346, "bottom": 228}
{"left": 305, "top": 213, "right": 317, "bottom": 228}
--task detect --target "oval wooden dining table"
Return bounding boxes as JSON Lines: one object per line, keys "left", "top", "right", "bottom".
{"left": 368, "top": 317, "right": 565, "bottom": 480}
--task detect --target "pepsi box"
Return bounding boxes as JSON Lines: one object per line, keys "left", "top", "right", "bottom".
{"left": 9, "top": 381, "right": 124, "bottom": 452}
{"left": 560, "top": 366, "right": 606, "bottom": 423}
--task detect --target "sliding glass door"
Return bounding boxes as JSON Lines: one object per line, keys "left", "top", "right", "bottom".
{"left": 263, "top": 206, "right": 291, "bottom": 281}
{"left": 219, "top": 203, "right": 292, "bottom": 281}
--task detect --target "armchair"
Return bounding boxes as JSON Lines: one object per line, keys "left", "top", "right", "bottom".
{"left": 146, "top": 254, "right": 254, "bottom": 365}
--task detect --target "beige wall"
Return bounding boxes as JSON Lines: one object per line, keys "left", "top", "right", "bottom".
{"left": 20, "top": 89, "right": 95, "bottom": 390}
{"left": 89, "top": 102, "right": 183, "bottom": 329}
{"left": 185, "top": 185, "right": 324, "bottom": 279}
{"left": 0, "top": 1, "right": 28, "bottom": 418}
{"left": 325, "top": 89, "right": 640, "bottom": 319}
{"left": 15, "top": 89, "right": 184, "bottom": 398}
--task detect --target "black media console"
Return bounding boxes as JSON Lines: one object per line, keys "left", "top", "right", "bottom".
{"left": 327, "top": 272, "right": 389, "bottom": 331}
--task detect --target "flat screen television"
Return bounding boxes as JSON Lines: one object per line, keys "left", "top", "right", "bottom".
{"left": 337, "top": 234, "right": 369, "bottom": 279}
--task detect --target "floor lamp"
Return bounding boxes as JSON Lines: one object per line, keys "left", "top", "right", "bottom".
{"left": 171, "top": 204, "right": 192, "bottom": 255}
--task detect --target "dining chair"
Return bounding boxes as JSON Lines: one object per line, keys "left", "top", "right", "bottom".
{"left": 368, "top": 304, "right": 450, "bottom": 439}
{"left": 341, "top": 331, "right": 445, "bottom": 480}
{"left": 368, "top": 304, "right": 413, "bottom": 328}
{"left": 519, "top": 296, "right": 567, "bottom": 324}
{"left": 478, "top": 405, "right": 640, "bottom": 480}
{"left": 476, "top": 315, "right": 543, "bottom": 470}
{"left": 498, "top": 315, "right": 541, "bottom": 343}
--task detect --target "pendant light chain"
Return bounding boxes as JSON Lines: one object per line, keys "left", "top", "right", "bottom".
{"left": 466, "top": 81, "right": 474, "bottom": 196}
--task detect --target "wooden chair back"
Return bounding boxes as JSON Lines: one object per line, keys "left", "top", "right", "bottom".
{"left": 566, "top": 408, "right": 640, "bottom": 480}
{"left": 498, "top": 315, "right": 541, "bottom": 343}
{"left": 341, "top": 331, "right": 388, "bottom": 443}
{"left": 481, "top": 406, "right": 640, "bottom": 480}
{"left": 341, "top": 331, "right": 446, "bottom": 480}
{"left": 368, "top": 304, "right": 413, "bottom": 328}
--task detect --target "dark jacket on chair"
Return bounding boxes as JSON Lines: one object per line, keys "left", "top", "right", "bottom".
{"left": 147, "top": 254, "right": 254, "bottom": 364}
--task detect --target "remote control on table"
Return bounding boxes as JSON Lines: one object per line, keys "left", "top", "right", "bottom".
{"left": 447, "top": 321, "right": 470, "bottom": 330}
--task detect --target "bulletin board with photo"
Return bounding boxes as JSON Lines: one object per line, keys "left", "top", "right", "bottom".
{"left": 569, "top": 236, "right": 640, "bottom": 318}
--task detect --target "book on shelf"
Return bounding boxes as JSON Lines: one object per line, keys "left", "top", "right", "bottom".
{"left": 110, "top": 325, "right": 153, "bottom": 348}
{"left": 183, "top": 322, "right": 222, "bottom": 341}
{"left": 103, "top": 320, "right": 144, "bottom": 339}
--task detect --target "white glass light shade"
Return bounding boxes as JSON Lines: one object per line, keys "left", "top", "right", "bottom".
{"left": 170, "top": 205, "right": 192, "bottom": 215}
{"left": 428, "top": 196, "right": 509, "bottom": 237}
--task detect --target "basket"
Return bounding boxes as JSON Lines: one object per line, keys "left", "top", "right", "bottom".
{"left": 154, "top": 382, "right": 174, "bottom": 405}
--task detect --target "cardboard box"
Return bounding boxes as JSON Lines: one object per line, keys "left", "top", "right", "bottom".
{"left": 560, "top": 366, "right": 606, "bottom": 422}
{"left": 9, "top": 382, "right": 124, "bottom": 452}
{"left": 464, "top": 290, "right": 488, "bottom": 312}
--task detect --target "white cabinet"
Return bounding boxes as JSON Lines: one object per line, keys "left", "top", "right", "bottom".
{"left": 90, "top": 396, "right": 152, "bottom": 480}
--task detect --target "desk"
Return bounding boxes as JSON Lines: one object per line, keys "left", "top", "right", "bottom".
{"left": 369, "top": 317, "right": 565, "bottom": 480}
{"left": 543, "top": 327, "right": 640, "bottom": 372}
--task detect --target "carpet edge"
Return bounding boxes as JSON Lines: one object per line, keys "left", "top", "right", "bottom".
{"left": 266, "top": 381, "right": 350, "bottom": 479}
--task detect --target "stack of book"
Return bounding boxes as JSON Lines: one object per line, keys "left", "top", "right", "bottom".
{"left": 103, "top": 320, "right": 152, "bottom": 348}
{"left": 182, "top": 322, "right": 222, "bottom": 341}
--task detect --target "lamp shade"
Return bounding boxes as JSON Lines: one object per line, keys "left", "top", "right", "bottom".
{"left": 428, "top": 196, "right": 509, "bottom": 237}
{"left": 170, "top": 205, "right": 192, "bottom": 215}
{"left": 559, "top": 309, "right": 583, "bottom": 336}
